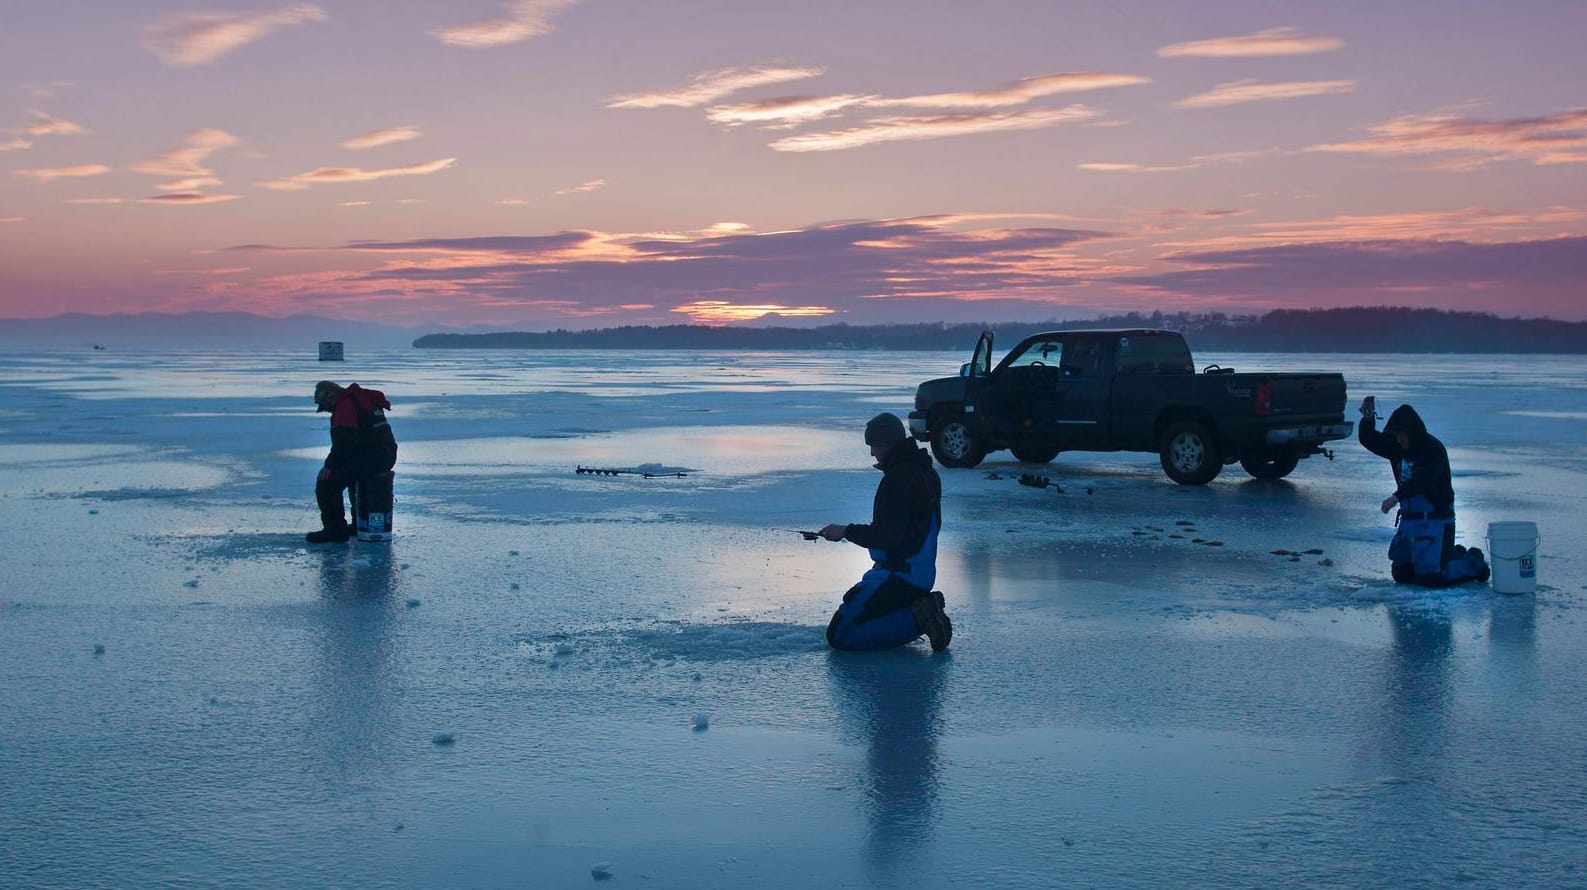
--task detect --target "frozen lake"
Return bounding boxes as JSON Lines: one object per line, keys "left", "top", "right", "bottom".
{"left": 2, "top": 347, "right": 1584, "bottom": 889}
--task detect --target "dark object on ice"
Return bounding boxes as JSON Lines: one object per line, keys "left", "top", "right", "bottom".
{"left": 309, "top": 381, "right": 397, "bottom": 543}
{"left": 984, "top": 471, "right": 1003, "bottom": 480}
{"left": 1176, "top": 520, "right": 1195, "bottom": 526}
{"left": 353, "top": 471, "right": 394, "bottom": 541}
{"left": 907, "top": 328, "right": 1352, "bottom": 484}
{"left": 431, "top": 733, "right": 455, "bottom": 746}
{"left": 1204, "top": 540, "right": 1223, "bottom": 546}
{"left": 1018, "top": 473, "right": 1051, "bottom": 488}
{"left": 576, "top": 465, "right": 687, "bottom": 478}
{"left": 1304, "top": 548, "right": 1324, "bottom": 555}
{"left": 591, "top": 862, "right": 614, "bottom": 881}
{"left": 1271, "top": 549, "right": 1293, "bottom": 556}
{"left": 93, "top": 644, "right": 105, "bottom": 655}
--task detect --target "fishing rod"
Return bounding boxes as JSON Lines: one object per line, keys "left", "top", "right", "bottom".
{"left": 775, "top": 528, "right": 825, "bottom": 542}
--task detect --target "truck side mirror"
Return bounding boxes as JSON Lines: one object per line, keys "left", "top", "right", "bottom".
{"left": 959, "top": 362, "right": 972, "bottom": 378}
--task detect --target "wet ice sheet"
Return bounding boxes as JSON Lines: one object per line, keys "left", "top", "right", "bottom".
{"left": 2, "top": 349, "right": 1585, "bottom": 889}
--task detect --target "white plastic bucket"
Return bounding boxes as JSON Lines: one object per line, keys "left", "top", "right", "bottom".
{"left": 1487, "top": 521, "right": 1538, "bottom": 594}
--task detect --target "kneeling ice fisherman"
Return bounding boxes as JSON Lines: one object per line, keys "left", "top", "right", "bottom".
{"left": 818, "top": 413, "right": 952, "bottom": 651}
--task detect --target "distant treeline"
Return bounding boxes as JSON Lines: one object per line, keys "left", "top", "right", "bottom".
{"left": 413, "top": 307, "right": 1587, "bottom": 353}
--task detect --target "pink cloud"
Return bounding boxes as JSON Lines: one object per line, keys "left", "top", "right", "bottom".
{"left": 257, "top": 157, "right": 458, "bottom": 190}
{"left": 1309, "top": 107, "right": 1587, "bottom": 170}
{"left": 143, "top": 3, "right": 327, "bottom": 66}
{"left": 340, "top": 126, "right": 423, "bottom": 150}
{"left": 13, "top": 164, "right": 111, "bottom": 181}
{"left": 1157, "top": 27, "right": 1343, "bottom": 58}
{"left": 769, "top": 106, "right": 1101, "bottom": 152}
{"left": 1175, "top": 80, "right": 1356, "bottom": 109}
{"left": 431, "top": 0, "right": 584, "bottom": 48}
{"left": 607, "top": 65, "right": 825, "bottom": 109}
{"left": 22, "top": 110, "right": 85, "bottom": 136}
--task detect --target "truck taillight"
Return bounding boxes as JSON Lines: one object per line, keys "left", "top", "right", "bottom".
{"left": 1254, "top": 383, "right": 1272, "bottom": 416}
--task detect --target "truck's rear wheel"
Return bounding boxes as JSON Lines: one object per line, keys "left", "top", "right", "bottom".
{"left": 1010, "top": 445, "right": 1059, "bottom": 464}
{"left": 1159, "top": 420, "right": 1222, "bottom": 485}
{"left": 931, "top": 414, "right": 985, "bottom": 468}
{"left": 1240, "top": 447, "right": 1300, "bottom": 479}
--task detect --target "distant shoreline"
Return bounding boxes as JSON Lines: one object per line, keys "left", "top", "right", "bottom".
{"left": 412, "top": 307, "right": 1587, "bottom": 354}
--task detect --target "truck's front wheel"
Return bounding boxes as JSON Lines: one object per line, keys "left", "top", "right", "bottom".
{"left": 931, "top": 414, "right": 985, "bottom": 468}
{"left": 1159, "top": 420, "right": 1222, "bottom": 485}
{"left": 1239, "top": 447, "right": 1300, "bottom": 480}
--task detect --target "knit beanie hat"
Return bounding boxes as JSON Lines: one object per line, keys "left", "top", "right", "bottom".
{"left": 864, "top": 412, "right": 907, "bottom": 448}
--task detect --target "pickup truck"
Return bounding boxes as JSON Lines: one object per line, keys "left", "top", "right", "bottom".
{"left": 907, "top": 329, "right": 1353, "bottom": 484}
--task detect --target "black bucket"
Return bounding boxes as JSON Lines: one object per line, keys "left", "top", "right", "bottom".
{"left": 354, "top": 471, "right": 395, "bottom": 541}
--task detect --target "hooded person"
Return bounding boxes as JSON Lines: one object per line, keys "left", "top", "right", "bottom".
{"left": 1358, "top": 397, "right": 1488, "bottom": 586}
{"left": 307, "top": 380, "right": 398, "bottom": 543}
{"left": 818, "top": 412, "right": 953, "bottom": 651}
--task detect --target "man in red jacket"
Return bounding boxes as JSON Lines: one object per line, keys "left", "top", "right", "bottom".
{"left": 307, "top": 380, "right": 398, "bottom": 543}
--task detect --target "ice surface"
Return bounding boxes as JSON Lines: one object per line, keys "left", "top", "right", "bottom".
{"left": 2, "top": 348, "right": 1585, "bottom": 889}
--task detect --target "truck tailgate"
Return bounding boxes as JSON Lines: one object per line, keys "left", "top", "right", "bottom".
{"left": 1263, "top": 373, "right": 1346, "bottom": 417}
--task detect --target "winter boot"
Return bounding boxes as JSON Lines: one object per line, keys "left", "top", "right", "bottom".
{"left": 911, "top": 590, "right": 953, "bottom": 652}
{"left": 306, "top": 522, "right": 354, "bottom": 544}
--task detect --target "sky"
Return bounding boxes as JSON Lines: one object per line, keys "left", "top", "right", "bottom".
{"left": 2, "top": 0, "right": 1585, "bottom": 329}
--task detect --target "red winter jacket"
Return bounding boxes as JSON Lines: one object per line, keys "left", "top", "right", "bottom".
{"left": 325, "top": 384, "right": 397, "bottom": 471}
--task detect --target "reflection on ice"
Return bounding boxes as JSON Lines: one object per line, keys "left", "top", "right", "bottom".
{"left": 2, "top": 348, "right": 1586, "bottom": 888}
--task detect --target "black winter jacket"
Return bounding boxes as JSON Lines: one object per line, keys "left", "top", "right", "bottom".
{"left": 1359, "top": 404, "right": 1454, "bottom": 516}
{"left": 843, "top": 440, "right": 941, "bottom": 567}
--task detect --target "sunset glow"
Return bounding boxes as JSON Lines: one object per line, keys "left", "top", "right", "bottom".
{"left": 2, "top": 2, "right": 1584, "bottom": 326}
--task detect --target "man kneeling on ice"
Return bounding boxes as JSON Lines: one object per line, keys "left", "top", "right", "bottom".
{"left": 307, "top": 380, "right": 397, "bottom": 544}
{"left": 1358, "top": 396, "right": 1488, "bottom": 586}
{"left": 819, "top": 412, "right": 953, "bottom": 651}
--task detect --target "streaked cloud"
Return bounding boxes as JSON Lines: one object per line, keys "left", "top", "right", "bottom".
{"left": 340, "top": 126, "right": 422, "bottom": 150}
{"left": 0, "top": 138, "right": 32, "bottom": 152}
{"left": 607, "top": 65, "right": 825, "bottom": 109}
{"left": 339, "top": 199, "right": 428, "bottom": 207}
{"left": 1175, "top": 79, "right": 1356, "bottom": 109}
{"left": 1308, "top": 107, "right": 1587, "bottom": 170}
{"left": 1157, "top": 27, "right": 1343, "bottom": 59}
{"left": 770, "top": 106, "right": 1101, "bottom": 152}
{"left": 139, "top": 193, "right": 243, "bottom": 204}
{"left": 156, "top": 177, "right": 224, "bottom": 192}
{"left": 143, "top": 3, "right": 327, "bottom": 66}
{"left": 22, "top": 110, "right": 86, "bottom": 136}
{"left": 257, "top": 157, "right": 458, "bottom": 190}
{"left": 131, "top": 129, "right": 242, "bottom": 178}
{"left": 431, "top": 0, "right": 584, "bottom": 48}
{"left": 495, "top": 198, "right": 530, "bottom": 206}
{"left": 875, "top": 72, "right": 1150, "bottom": 109}
{"left": 0, "top": 217, "right": 23, "bottom": 223}
{"left": 555, "top": 178, "right": 607, "bottom": 194}
{"left": 64, "top": 197, "right": 126, "bottom": 205}
{"left": 1078, "top": 161, "right": 1198, "bottom": 173}
{"left": 13, "top": 164, "right": 111, "bottom": 181}
{"left": 707, "top": 95, "right": 871, "bottom": 129}
{"left": 703, "top": 71, "right": 1146, "bottom": 129}
{"left": 21, "top": 81, "right": 72, "bottom": 100}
